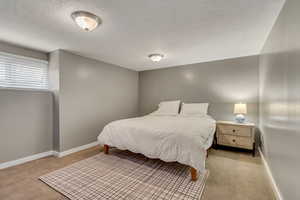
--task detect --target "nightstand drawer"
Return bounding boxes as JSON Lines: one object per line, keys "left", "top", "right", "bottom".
{"left": 218, "top": 135, "right": 238, "bottom": 147}
{"left": 218, "top": 135, "right": 253, "bottom": 149}
{"left": 218, "top": 125, "right": 252, "bottom": 137}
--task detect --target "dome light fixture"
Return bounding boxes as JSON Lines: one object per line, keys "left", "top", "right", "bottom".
{"left": 148, "top": 54, "right": 164, "bottom": 62}
{"left": 71, "top": 11, "right": 102, "bottom": 32}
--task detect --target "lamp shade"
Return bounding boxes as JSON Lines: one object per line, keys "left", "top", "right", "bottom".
{"left": 234, "top": 103, "right": 247, "bottom": 114}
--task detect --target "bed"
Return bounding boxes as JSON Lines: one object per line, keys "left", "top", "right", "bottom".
{"left": 97, "top": 112, "right": 216, "bottom": 181}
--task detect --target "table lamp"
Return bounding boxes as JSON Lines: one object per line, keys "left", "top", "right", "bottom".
{"left": 234, "top": 103, "right": 247, "bottom": 123}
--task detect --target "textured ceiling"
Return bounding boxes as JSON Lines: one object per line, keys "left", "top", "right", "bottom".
{"left": 0, "top": 0, "right": 284, "bottom": 71}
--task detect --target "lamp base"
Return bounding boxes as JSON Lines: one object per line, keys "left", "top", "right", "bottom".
{"left": 235, "top": 114, "right": 245, "bottom": 123}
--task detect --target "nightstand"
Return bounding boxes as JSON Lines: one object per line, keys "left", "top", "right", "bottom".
{"left": 216, "top": 121, "right": 256, "bottom": 156}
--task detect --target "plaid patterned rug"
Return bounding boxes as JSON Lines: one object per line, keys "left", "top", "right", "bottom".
{"left": 40, "top": 150, "right": 208, "bottom": 200}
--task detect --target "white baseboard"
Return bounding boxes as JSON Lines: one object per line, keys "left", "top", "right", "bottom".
{"left": 0, "top": 141, "right": 100, "bottom": 170}
{"left": 259, "top": 148, "right": 283, "bottom": 200}
{"left": 54, "top": 141, "right": 100, "bottom": 158}
{"left": 0, "top": 151, "right": 54, "bottom": 170}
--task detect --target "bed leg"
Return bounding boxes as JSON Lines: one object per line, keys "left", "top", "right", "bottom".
{"left": 104, "top": 144, "right": 109, "bottom": 154}
{"left": 191, "top": 167, "right": 198, "bottom": 181}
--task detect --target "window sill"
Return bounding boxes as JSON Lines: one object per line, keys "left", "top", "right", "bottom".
{"left": 0, "top": 86, "right": 52, "bottom": 93}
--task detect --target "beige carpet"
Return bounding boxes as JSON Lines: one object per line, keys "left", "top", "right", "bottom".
{"left": 40, "top": 150, "right": 208, "bottom": 200}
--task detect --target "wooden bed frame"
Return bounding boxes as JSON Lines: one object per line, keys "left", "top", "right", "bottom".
{"left": 103, "top": 144, "right": 199, "bottom": 181}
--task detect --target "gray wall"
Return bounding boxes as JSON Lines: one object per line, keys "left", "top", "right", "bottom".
{"left": 48, "top": 51, "right": 61, "bottom": 151}
{"left": 57, "top": 50, "right": 139, "bottom": 151}
{"left": 0, "top": 89, "right": 53, "bottom": 163}
{"left": 0, "top": 41, "right": 52, "bottom": 163}
{"left": 139, "top": 56, "right": 259, "bottom": 124}
{"left": 0, "top": 40, "right": 139, "bottom": 162}
{"left": 259, "top": 0, "right": 300, "bottom": 199}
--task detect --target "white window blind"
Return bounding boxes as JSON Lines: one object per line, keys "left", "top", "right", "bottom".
{"left": 0, "top": 52, "right": 48, "bottom": 90}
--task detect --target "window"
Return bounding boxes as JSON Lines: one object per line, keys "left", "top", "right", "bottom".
{"left": 0, "top": 52, "right": 48, "bottom": 90}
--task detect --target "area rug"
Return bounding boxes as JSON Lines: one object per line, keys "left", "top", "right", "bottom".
{"left": 40, "top": 150, "right": 209, "bottom": 200}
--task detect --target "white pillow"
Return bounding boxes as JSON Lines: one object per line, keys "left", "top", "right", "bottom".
{"left": 153, "top": 100, "right": 180, "bottom": 115}
{"left": 180, "top": 103, "right": 209, "bottom": 115}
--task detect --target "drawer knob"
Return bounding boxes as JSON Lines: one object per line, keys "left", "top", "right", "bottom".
{"left": 232, "top": 139, "right": 236, "bottom": 142}
{"left": 232, "top": 129, "right": 236, "bottom": 133}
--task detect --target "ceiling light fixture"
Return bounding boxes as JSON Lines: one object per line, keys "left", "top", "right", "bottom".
{"left": 148, "top": 54, "right": 164, "bottom": 62}
{"left": 71, "top": 11, "right": 102, "bottom": 32}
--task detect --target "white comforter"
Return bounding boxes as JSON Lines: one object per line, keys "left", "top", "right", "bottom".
{"left": 97, "top": 114, "right": 216, "bottom": 173}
